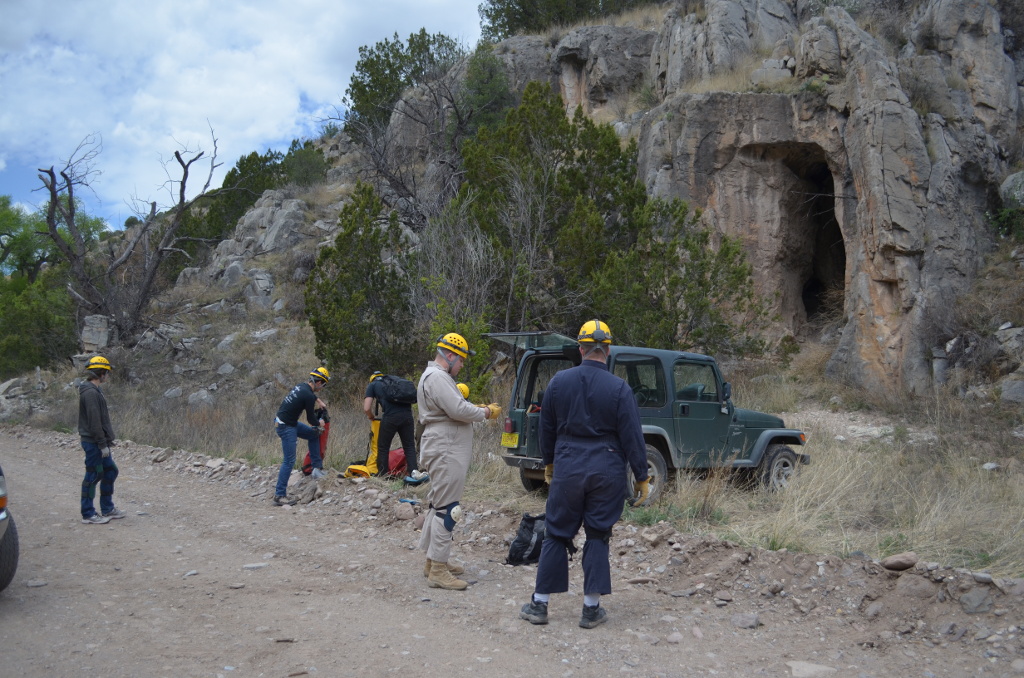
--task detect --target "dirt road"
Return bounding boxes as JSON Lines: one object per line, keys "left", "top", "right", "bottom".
{"left": 1, "top": 425, "right": 1022, "bottom": 678}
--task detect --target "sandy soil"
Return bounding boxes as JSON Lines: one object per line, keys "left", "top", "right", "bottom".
{"left": 2, "top": 424, "right": 1024, "bottom": 678}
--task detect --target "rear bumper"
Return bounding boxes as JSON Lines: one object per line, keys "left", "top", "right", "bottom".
{"left": 502, "top": 453, "right": 544, "bottom": 471}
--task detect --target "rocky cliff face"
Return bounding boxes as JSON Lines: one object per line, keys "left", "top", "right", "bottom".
{"left": 186, "top": 0, "right": 1021, "bottom": 395}
{"left": 486, "top": 0, "right": 1021, "bottom": 393}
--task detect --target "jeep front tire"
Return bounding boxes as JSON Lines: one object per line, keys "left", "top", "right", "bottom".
{"left": 760, "top": 444, "right": 797, "bottom": 492}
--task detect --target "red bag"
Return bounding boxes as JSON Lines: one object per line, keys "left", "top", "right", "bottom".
{"left": 301, "top": 421, "right": 331, "bottom": 476}
{"left": 387, "top": 448, "right": 407, "bottom": 477}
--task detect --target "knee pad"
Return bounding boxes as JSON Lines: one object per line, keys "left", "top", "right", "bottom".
{"left": 584, "top": 525, "right": 612, "bottom": 544}
{"left": 435, "top": 502, "right": 463, "bottom": 532}
{"left": 84, "top": 465, "right": 102, "bottom": 484}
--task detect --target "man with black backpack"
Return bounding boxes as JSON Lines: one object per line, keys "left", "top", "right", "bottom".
{"left": 363, "top": 371, "right": 419, "bottom": 478}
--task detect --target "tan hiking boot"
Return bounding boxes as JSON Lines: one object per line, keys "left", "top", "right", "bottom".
{"left": 427, "top": 560, "right": 467, "bottom": 590}
{"left": 423, "top": 558, "right": 465, "bottom": 577}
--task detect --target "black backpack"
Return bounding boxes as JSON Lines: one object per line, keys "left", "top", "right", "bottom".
{"left": 379, "top": 375, "right": 418, "bottom": 404}
{"left": 506, "top": 512, "right": 546, "bottom": 565}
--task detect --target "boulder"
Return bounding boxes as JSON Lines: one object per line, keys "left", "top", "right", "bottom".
{"left": 553, "top": 26, "right": 656, "bottom": 116}
{"left": 959, "top": 586, "right": 994, "bottom": 614}
{"left": 999, "top": 369, "right": 1024, "bottom": 403}
{"left": 894, "top": 573, "right": 937, "bottom": 599}
{"left": 796, "top": 19, "right": 841, "bottom": 78}
{"left": 881, "top": 551, "right": 919, "bottom": 570}
{"left": 175, "top": 267, "right": 205, "bottom": 287}
{"left": 187, "top": 389, "right": 215, "bottom": 408}
{"left": 220, "top": 261, "right": 245, "bottom": 290}
{"left": 1001, "top": 172, "right": 1024, "bottom": 209}
{"left": 81, "top": 315, "right": 110, "bottom": 353}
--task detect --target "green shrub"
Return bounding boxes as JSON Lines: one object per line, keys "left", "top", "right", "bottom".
{"left": 0, "top": 269, "right": 78, "bottom": 379}
{"left": 990, "top": 208, "right": 1024, "bottom": 241}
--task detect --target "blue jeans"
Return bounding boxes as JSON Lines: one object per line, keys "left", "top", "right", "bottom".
{"left": 275, "top": 422, "right": 321, "bottom": 497}
{"left": 81, "top": 440, "right": 118, "bottom": 518}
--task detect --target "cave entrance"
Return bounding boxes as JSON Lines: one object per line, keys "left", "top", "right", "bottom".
{"left": 736, "top": 142, "right": 846, "bottom": 335}
{"left": 733, "top": 141, "right": 848, "bottom": 337}
{"left": 791, "top": 156, "right": 845, "bottom": 333}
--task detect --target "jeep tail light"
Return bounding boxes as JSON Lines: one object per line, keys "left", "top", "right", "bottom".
{"left": 504, "top": 418, "right": 514, "bottom": 434}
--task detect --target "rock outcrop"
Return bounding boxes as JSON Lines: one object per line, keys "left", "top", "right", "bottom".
{"left": 456, "top": 0, "right": 1020, "bottom": 392}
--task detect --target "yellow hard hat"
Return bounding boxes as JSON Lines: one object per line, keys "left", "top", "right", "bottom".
{"left": 369, "top": 371, "right": 384, "bottom": 383}
{"left": 437, "top": 332, "right": 475, "bottom": 359}
{"left": 457, "top": 383, "right": 469, "bottom": 399}
{"left": 309, "top": 366, "right": 331, "bottom": 383}
{"left": 577, "top": 319, "right": 612, "bottom": 344}
{"left": 86, "top": 355, "right": 112, "bottom": 371}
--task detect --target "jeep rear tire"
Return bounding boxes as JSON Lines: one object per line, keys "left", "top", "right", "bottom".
{"left": 520, "top": 467, "right": 546, "bottom": 492}
{"left": 760, "top": 444, "right": 797, "bottom": 492}
{"left": 627, "top": 444, "right": 668, "bottom": 506}
{"left": 0, "top": 515, "right": 19, "bottom": 592}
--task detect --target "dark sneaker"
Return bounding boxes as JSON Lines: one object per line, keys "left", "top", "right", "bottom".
{"left": 579, "top": 604, "right": 608, "bottom": 629}
{"left": 273, "top": 495, "right": 297, "bottom": 506}
{"left": 102, "top": 508, "right": 127, "bottom": 519}
{"left": 82, "top": 514, "right": 111, "bottom": 524}
{"left": 519, "top": 598, "right": 549, "bottom": 625}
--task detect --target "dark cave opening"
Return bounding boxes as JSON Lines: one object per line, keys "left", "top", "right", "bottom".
{"left": 785, "top": 156, "right": 846, "bottom": 329}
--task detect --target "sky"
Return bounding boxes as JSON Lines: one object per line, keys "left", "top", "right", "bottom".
{"left": 0, "top": 0, "right": 482, "bottom": 228}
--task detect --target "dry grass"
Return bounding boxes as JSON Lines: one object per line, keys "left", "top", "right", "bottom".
{"left": 550, "top": 2, "right": 673, "bottom": 35}
{"left": 603, "top": 2, "right": 674, "bottom": 31}
{"left": 296, "top": 182, "right": 355, "bottom": 210}
{"left": 677, "top": 54, "right": 765, "bottom": 95}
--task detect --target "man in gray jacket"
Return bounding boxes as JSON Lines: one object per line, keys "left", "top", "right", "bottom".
{"left": 78, "top": 355, "right": 125, "bottom": 524}
{"left": 417, "top": 333, "right": 500, "bottom": 590}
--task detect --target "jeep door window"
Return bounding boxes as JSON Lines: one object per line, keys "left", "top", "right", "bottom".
{"left": 673, "top": 363, "right": 718, "bottom": 402}
{"left": 518, "top": 356, "right": 573, "bottom": 410}
{"left": 612, "top": 354, "right": 667, "bottom": 408}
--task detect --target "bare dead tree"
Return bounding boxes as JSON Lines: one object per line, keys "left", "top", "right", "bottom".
{"left": 37, "top": 129, "right": 221, "bottom": 344}
{"left": 330, "top": 56, "right": 498, "bottom": 231}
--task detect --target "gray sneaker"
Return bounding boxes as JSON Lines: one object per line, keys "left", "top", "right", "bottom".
{"left": 519, "top": 598, "right": 549, "bottom": 625}
{"left": 311, "top": 468, "right": 326, "bottom": 480}
{"left": 273, "top": 495, "right": 297, "bottom": 506}
{"left": 102, "top": 508, "right": 127, "bottom": 519}
{"left": 579, "top": 604, "right": 608, "bottom": 629}
{"left": 82, "top": 514, "right": 111, "bottom": 524}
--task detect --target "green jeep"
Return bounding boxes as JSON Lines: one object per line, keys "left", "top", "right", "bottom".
{"left": 485, "top": 332, "right": 808, "bottom": 505}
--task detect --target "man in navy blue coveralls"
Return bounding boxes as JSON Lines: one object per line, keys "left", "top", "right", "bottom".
{"left": 520, "top": 320, "right": 650, "bottom": 628}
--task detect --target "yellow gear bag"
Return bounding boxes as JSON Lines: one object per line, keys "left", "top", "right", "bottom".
{"left": 344, "top": 419, "right": 380, "bottom": 478}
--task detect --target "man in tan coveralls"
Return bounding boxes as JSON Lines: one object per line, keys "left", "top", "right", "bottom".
{"left": 417, "top": 332, "right": 501, "bottom": 590}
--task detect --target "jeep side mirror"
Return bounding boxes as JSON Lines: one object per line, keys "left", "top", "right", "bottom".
{"left": 721, "top": 382, "right": 732, "bottom": 414}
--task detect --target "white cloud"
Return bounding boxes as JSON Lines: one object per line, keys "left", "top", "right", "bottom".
{"left": 0, "top": 0, "right": 481, "bottom": 222}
